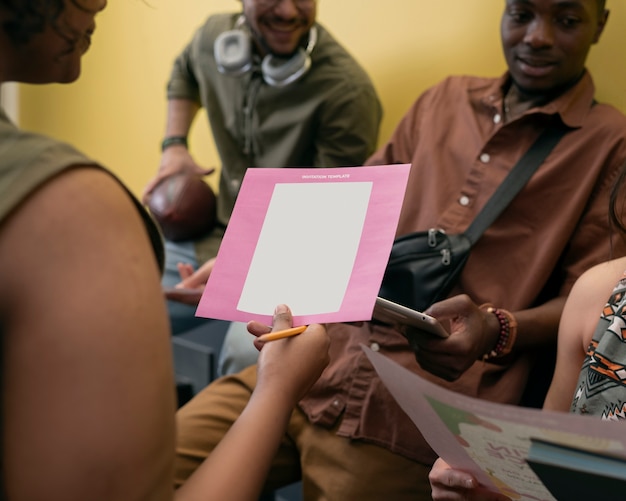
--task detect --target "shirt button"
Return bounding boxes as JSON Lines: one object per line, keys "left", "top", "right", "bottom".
{"left": 370, "top": 342, "right": 380, "bottom": 352}
{"left": 480, "top": 153, "right": 490, "bottom": 163}
{"left": 493, "top": 114, "right": 502, "bottom": 124}
{"left": 332, "top": 399, "right": 341, "bottom": 407}
{"left": 459, "top": 196, "right": 470, "bottom": 206}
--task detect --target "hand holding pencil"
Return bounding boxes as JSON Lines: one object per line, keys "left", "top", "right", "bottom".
{"left": 247, "top": 305, "right": 314, "bottom": 347}
{"left": 251, "top": 304, "right": 330, "bottom": 402}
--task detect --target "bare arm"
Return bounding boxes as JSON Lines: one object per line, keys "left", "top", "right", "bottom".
{"left": 0, "top": 168, "right": 176, "bottom": 501}
{"left": 416, "top": 295, "right": 564, "bottom": 382}
{"left": 543, "top": 258, "right": 626, "bottom": 411}
{"left": 175, "top": 305, "right": 330, "bottom": 501}
{"left": 143, "top": 98, "right": 213, "bottom": 201}
{"left": 507, "top": 297, "right": 564, "bottom": 350}
{"left": 164, "top": 97, "right": 200, "bottom": 139}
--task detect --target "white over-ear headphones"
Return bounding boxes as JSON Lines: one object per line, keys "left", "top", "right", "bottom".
{"left": 214, "top": 15, "right": 317, "bottom": 87}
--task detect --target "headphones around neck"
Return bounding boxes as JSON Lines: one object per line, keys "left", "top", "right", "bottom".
{"left": 214, "top": 15, "right": 317, "bottom": 87}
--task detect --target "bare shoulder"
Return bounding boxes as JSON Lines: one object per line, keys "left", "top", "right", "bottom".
{"left": 0, "top": 166, "right": 154, "bottom": 289}
{"left": 563, "top": 257, "right": 626, "bottom": 348}
{"left": 544, "top": 258, "right": 626, "bottom": 412}
{"left": 0, "top": 166, "right": 174, "bottom": 499}
{"left": 0, "top": 165, "right": 167, "bottom": 336}
{"left": 0, "top": 164, "right": 167, "bottom": 357}
{"left": 569, "top": 257, "right": 626, "bottom": 303}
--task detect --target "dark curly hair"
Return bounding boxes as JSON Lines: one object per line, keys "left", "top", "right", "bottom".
{"left": 0, "top": 0, "right": 65, "bottom": 44}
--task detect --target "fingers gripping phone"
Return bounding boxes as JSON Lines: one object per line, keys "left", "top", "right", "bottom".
{"left": 372, "top": 296, "right": 449, "bottom": 338}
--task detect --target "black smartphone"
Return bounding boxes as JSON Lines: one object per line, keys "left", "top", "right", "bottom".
{"left": 372, "top": 296, "right": 449, "bottom": 338}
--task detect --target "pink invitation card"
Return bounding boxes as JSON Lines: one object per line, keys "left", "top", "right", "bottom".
{"left": 196, "top": 164, "right": 410, "bottom": 326}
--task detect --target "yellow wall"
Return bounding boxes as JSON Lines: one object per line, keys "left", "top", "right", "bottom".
{"left": 18, "top": 1, "right": 626, "bottom": 196}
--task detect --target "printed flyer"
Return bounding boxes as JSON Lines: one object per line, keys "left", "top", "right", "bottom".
{"left": 363, "top": 346, "right": 626, "bottom": 501}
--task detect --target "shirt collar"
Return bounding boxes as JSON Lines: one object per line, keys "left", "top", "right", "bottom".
{"left": 472, "top": 70, "right": 596, "bottom": 129}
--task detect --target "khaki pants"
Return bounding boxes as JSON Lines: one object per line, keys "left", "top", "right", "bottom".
{"left": 175, "top": 365, "right": 434, "bottom": 500}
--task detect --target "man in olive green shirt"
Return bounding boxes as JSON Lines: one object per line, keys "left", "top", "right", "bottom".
{"left": 144, "top": 1, "right": 381, "bottom": 337}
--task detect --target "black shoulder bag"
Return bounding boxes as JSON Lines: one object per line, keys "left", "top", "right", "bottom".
{"left": 378, "top": 125, "right": 568, "bottom": 312}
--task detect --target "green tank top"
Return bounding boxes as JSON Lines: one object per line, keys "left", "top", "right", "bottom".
{"left": 0, "top": 107, "right": 164, "bottom": 267}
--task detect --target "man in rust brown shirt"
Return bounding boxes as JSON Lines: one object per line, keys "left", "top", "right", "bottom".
{"left": 174, "top": 0, "right": 626, "bottom": 498}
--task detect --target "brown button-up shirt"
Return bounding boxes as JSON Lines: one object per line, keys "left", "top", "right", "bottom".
{"left": 299, "top": 72, "right": 626, "bottom": 464}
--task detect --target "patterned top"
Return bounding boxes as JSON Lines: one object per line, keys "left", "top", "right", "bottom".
{"left": 571, "top": 272, "right": 626, "bottom": 419}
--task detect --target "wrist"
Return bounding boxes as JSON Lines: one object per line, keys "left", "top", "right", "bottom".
{"left": 161, "top": 135, "right": 188, "bottom": 152}
{"left": 251, "top": 379, "right": 300, "bottom": 411}
{"left": 479, "top": 303, "right": 518, "bottom": 361}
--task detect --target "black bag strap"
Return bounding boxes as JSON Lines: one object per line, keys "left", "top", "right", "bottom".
{"left": 464, "top": 124, "right": 569, "bottom": 244}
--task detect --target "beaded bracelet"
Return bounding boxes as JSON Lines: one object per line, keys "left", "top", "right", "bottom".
{"left": 479, "top": 303, "right": 518, "bottom": 361}
{"left": 161, "top": 135, "right": 188, "bottom": 151}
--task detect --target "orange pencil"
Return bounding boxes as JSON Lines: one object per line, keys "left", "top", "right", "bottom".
{"left": 257, "top": 325, "right": 307, "bottom": 342}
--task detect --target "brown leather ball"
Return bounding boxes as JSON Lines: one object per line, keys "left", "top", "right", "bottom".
{"left": 147, "top": 172, "right": 217, "bottom": 242}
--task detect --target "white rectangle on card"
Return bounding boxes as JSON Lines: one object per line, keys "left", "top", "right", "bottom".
{"left": 237, "top": 182, "right": 372, "bottom": 315}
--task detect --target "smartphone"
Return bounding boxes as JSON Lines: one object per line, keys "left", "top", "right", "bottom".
{"left": 372, "top": 296, "right": 449, "bottom": 338}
